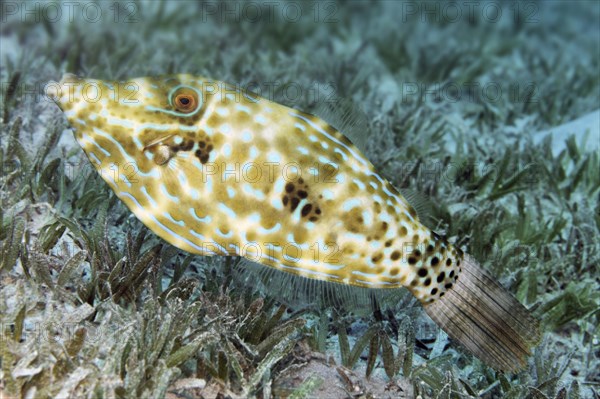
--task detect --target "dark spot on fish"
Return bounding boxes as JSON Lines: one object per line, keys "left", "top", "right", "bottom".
{"left": 418, "top": 268, "right": 427, "bottom": 277}
{"left": 408, "top": 206, "right": 417, "bottom": 218}
{"left": 195, "top": 149, "right": 209, "bottom": 164}
{"left": 391, "top": 251, "right": 401, "bottom": 261}
{"left": 194, "top": 138, "right": 213, "bottom": 164}
{"left": 431, "top": 288, "right": 438, "bottom": 295}
{"left": 285, "top": 183, "right": 294, "bottom": 193}
{"left": 290, "top": 197, "right": 300, "bottom": 212}
{"left": 446, "top": 258, "right": 452, "bottom": 266}
{"left": 301, "top": 204, "right": 312, "bottom": 217}
{"left": 427, "top": 244, "right": 434, "bottom": 253}
{"left": 431, "top": 257, "right": 439, "bottom": 266}
{"left": 408, "top": 256, "right": 417, "bottom": 264}
{"left": 298, "top": 190, "right": 308, "bottom": 198}
{"left": 445, "top": 283, "right": 453, "bottom": 289}
{"left": 424, "top": 278, "right": 431, "bottom": 286}
{"left": 282, "top": 195, "right": 289, "bottom": 206}
{"left": 381, "top": 222, "right": 388, "bottom": 231}
{"left": 449, "top": 270, "right": 454, "bottom": 279}
{"left": 309, "top": 216, "right": 318, "bottom": 222}
{"left": 315, "top": 207, "right": 321, "bottom": 215}
{"left": 172, "top": 139, "right": 194, "bottom": 152}
{"left": 437, "top": 272, "right": 445, "bottom": 283}
{"left": 385, "top": 240, "right": 393, "bottom": 247}
{"left": 371, "top": 253, "right": 383, "bottom": 263}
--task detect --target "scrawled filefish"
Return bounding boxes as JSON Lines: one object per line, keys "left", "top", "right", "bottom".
{"left": 47, "top": 73, "right": 541, "bottom": 371}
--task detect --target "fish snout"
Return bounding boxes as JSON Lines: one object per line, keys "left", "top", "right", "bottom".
{"left": 45, "top": 74, "right": 101, "bottom": 111}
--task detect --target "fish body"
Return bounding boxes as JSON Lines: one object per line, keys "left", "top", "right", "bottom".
{"left": 48, "top": 73, "right": 540, "bottom": 371}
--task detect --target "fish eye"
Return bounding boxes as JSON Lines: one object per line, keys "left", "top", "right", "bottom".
{"left": 172, "top": 87, "right": 198, "bottom": 113}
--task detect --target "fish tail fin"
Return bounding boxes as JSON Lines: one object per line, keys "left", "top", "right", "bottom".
{"left": 423, "top": 255, "right": 542, "bottom": 371}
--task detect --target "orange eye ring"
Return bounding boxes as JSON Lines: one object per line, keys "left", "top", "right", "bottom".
{"left": 173, "top": 90, "right": 198, "bottom": 113}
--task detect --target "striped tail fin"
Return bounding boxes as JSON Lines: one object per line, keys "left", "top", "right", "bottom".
{"left": 423, "top": 255, "right": 542, "bottom": 371}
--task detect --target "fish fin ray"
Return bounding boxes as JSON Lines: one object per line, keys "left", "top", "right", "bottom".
{"left": 423, "top": 255, "right": 541, "bottom": 371}
{"left": 311, "top": 97, "right": 370, "bottom": 154}
{"left": 233, "top": 257, "right": 410, "bottom": 314}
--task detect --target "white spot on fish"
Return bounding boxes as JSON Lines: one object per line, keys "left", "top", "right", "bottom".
{"left": 189, "top": 228, "right": 207, "bottom": 241}
{"left": 248, "top": 213, "right": 261, "bottom": 224}
{"left": 242, "top": 183, "right": 266, "bottom": 200}
{"left": 189, "top": 208, "right": 211, "bottom": 223}
{"left": 270, "top": 196, "right": 284, "bottom": 210}
{"left": 133, "top": 135, "right": 144, "bottom": 150}
{"left": 362, "top": 210, "right": 373, "bottom": 226}
{"left": 267, "top": 151, "right": 281, "bottom": 163}
{"left": 255, "top": 114, "right": 267, "bottom": 124}
{"left": 178, "top": 171, "right": 188, "bottom": 186}
{"left": 216, "top": 228, "right": 233, "bottom": 238}
{"left": 342, "top": 198, "right": 363, "bottom": 211}
{"left": 220, "top": 123, "right": 231, "bottom": 134}
{"left": 352, "top": 178, "right": 366, "bottom": 190}
{"left": 81, "top": 134, "right": 110, "bottom": 156}
{"left": 241, "top": 129, "right": 253, "bottom": 142}
{"left": 89, "top": 152, "right": 101, "bottom": 165}
{"left": 119, "top": 174, "right": 132, "bottom": 188}
{"left": 297, "top": 146, "right": 309, "bottom": 155}
{"left": 163, "top": 211, "right": 185, "bottom": 226}
{"left": 258, "top": 223, "right": 281, "bottom": 234}
{"left": 187, "top": 187, "right": 200, "bottom": 200}
{"left": 141, "top": 186, "right": 158, "bottom": 208}
{"left": 321, "top": 189, "right": 335, "bottom": 200}
{"left": 236, "top": 104, "right": 251, "bottom": 114}
{"left": 222, "top": 143, "right": 232, "bottom": 157}
{"left": 218, "top": 203, "right": 237, "bottom": 218}
{"left": 160, "top": 183, "right": 180, "bottom": 203}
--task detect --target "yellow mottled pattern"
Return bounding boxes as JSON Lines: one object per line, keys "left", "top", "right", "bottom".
{"left": 49, "top": 73, "right": 463, "bottom": 303}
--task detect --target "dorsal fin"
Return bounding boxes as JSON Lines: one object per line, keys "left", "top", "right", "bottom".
{"left": 399, "top": 188, "right": 439, "bottom": 231}
{"left": 310, "top": 97, "right": 370, "bottom": 154}
{"left": 232, "top": 258, "right": 411, "bottom": 315}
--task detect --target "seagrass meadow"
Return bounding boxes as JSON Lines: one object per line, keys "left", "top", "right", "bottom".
{"left": 1, "top": 1, "right": 599, "bottom": 398}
